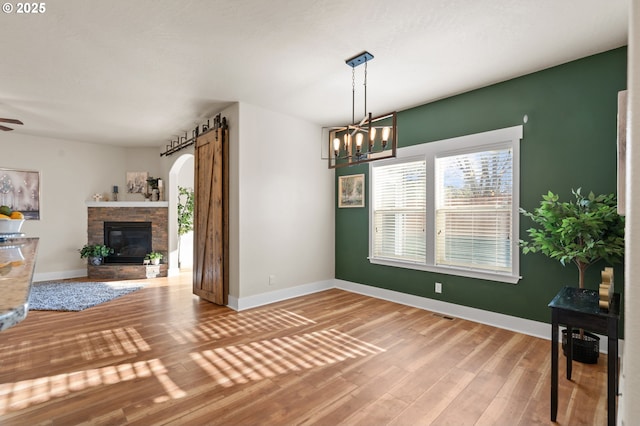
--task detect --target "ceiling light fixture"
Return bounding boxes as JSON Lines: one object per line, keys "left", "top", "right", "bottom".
{"left": 327, "top": 51, "right": 397, "bottom": 169}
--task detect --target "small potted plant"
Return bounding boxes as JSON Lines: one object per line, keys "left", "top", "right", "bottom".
{"left": 79, "top": 244, "right": 114, "bottom": 266}
{"left": 145, "top": 251, "right": 163, "bottom": 265}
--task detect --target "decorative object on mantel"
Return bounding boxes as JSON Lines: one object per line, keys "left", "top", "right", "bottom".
{"left": 79, "top": 244, "right": 114, "bottom": 266}
{"left": 112, "top": 185, "right": 119, "bottom": 201}
{"left": 324, "top": 51, "right": 397, "bottom": 169}
{"left": 160, "top": 114, "right": 226, "bottom": 157}
{"left": 146, "top": 176, "right": 160, "bottom": 201}
{"left": 157, "top": 179, "right": 164, "bottom": 201}
{"left": 92, "top": 193, "right": 103, "bottom": 202}
{"left": 127, "top": 171, "right": 148, "bottom": 194}
{"left": 599, "top": 267, "right": 614, "bottom": 310}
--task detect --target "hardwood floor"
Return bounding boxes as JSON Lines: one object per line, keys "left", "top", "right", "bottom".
{"left": 0, "top": 272, "right": 610, "bottom": 425}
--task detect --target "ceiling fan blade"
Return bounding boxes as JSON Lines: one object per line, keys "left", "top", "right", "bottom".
{"left": 0, "top": 125, "right": 14, "bottom": 131}
{"left": 0, "top": 118, "right": 23, "bottom": 125}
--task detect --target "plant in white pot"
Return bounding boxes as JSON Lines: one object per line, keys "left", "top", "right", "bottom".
{"left": 79, "top": 244, "right": 113, "bottom": 266}
{"left": 520, "top": 188, "right": 624, "bottom": 362}
{"left": 145, "top": 252, "right": 163, "bottom": 265}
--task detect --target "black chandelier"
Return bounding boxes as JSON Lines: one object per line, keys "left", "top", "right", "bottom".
{"left": 327, "top": 51, "right": 397, "bottom": 169}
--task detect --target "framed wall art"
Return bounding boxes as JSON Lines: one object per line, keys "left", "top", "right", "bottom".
{"left": 338, "top": 174, "right": 365, "bottom": 208}
{"left": 0, "top": 168, "right": 40, "bottom": 220}
{"left": 126, "top": 171, "right": 148, "bottom": 194}
{"left": 617, "top": 90, "right": 627, "bottom": 215}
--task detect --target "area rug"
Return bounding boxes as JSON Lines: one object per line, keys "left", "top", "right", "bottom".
{"left": 28, "top": 281, "right": 144, "bottom": 311}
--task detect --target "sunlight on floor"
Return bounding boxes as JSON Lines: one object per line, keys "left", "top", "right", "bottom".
{"left": 190, "top": 329, "right": 386, "bottom": 388}
{"left": 161, "top": 308, "right": 316, "bottom": 344}
{"left": 0, "top": 358, "right": 185, "bottom": 414}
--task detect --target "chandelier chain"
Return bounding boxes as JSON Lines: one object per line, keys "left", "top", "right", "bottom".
{"left": 352, "top": 66, "right": 356, "bottom": 124}
{"left": 364, "top": 61, "right": 368, "bottom": 119}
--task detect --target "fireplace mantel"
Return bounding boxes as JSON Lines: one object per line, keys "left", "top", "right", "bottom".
{"left": 86, "top": 201, "right": 168, "bottom": 208}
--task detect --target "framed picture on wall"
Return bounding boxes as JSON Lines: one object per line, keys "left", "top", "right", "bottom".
{"left": 126, "top": 171, "right": 148, "bottom": 194}
{"left": 0, "top": 168, "right": 40, "bottom": 220}
{"left": 338, "top": 174, "right": 365, "bottom": 208}
{"left": 617, "top": 90, "right": 627, "bottom": 215}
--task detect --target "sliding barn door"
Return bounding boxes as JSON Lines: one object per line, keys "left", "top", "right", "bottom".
{"left": 193, "top": 118, "right": 229, "bottom": 305}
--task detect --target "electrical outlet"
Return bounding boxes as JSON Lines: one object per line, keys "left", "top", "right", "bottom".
{"left": 435, "top": 282, "right": 442, "bottom": 293}
{"left": 269, "top": 274, "right": 276, "bottom": 286}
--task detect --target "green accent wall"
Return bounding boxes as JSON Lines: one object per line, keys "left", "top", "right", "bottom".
{"left": 335, "top": 47, "right": 627, "bottom": 330}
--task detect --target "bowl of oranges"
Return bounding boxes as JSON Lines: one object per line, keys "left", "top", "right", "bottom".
{"left": 0, "top": 205, "right": 25, "bottom": 234}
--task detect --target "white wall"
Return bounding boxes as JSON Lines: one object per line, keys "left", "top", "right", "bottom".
{"left": 5, "top": 102, "right": 334, "bottom": 305}
{"left": 226, "top": 103, "right": 241, "bottom": 299}
{"left": 622, "top": 2, "right": 639, "bottom": 424}
{"left": 2, "top": 133, "right": 161, "bottom": 280}
{"left": 235, "top": 102, "right": 334, "bottom": 299}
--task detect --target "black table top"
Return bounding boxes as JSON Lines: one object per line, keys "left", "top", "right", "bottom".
{"left": 548, "top": 286, "right": 620, "bottom": 317}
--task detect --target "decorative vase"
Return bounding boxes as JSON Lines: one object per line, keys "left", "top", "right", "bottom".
{"left": 151, "top": 258, "right": 160, "bottom": 265}
{"left": 89, "top": 256, "right": 103, "bottom": 266}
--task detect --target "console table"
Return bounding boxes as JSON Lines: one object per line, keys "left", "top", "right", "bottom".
{"left": 549, "top": 286, "right": 620, "bottom": 426}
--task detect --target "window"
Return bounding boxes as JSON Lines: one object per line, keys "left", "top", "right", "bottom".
{"left": 435, "top": 147, "right": 513, "bottom": 273}
{"left": 369, "top": 126, "right": 522, "bottom": 283}
{"left": 372, "top": 159, "right": 426, "bottom": 263}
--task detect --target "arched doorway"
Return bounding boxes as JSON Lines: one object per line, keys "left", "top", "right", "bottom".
{"left": 167, "top": 153, "right": 194, "bottom": 275}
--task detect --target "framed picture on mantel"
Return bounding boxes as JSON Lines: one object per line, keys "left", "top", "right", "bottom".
{"left": 0, "top": 168, "right": 40, "bottom": 220}
{"left": 127, "top": 171, "right": 148, "bottom": 194}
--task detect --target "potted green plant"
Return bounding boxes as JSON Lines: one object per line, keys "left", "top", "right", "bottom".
{"left": 520, "top": 188, "right": 624, "bottom": 362}
{"left": 79, "top": 244, "right": 114, "bottom": 266}
{"left": 145, "top": 251, "right": 163, "bottom": 265}
{"left": 520, "top": 189, "right": 624, "bottom": 288}
{"left": 177, "top": 186, "right": 194, "bottom": 268}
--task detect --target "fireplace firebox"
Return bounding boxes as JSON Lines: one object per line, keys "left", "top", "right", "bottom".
{"left": 104, "top": 221, "right": 152, "bottom": 263}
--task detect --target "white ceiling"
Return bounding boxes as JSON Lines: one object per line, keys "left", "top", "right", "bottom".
{"left": 0, "top": 0, "right": 628, "bottom": 147}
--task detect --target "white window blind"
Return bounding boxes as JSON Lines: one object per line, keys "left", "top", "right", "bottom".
{"left": 372, "top": 160, "right": 426, "bottom": 263}
{"left": 435, "top": 147, "right": 513, "bottom": 273}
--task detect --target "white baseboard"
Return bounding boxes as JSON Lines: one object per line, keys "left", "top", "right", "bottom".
{"left": 33, "top": 269, "right": 87, "bottom": 283}
{"left": 231, "top": 278, "right": 622, "bottom": 355}
{"left": 228, "top": 279, "right": 334, "bottom": 311}
{"left": 334, "top": 279, "right": 550, "bottom": 339}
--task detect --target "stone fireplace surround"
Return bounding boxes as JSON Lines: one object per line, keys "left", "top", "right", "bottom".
{"left": 86, "top": 201, "right": 168, "bottom": 280}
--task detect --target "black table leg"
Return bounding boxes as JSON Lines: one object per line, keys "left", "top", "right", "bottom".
{"left": 566, "top": 326, "right": 573, "bottom": 380}
{"left": 607, "top": 320, "right": 618, "bottom": 426}
{"left": 551, "top": 311, "right": 558, "bottom": 422}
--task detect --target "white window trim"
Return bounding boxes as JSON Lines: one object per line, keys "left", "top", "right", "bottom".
{"left": 368, "top": 125, "right": 523, "bottom": 284}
